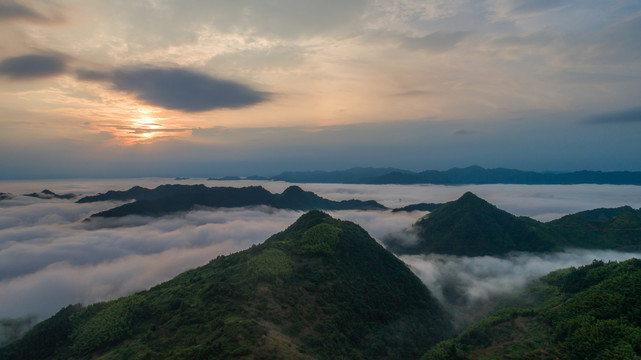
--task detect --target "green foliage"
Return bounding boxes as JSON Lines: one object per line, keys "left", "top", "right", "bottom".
{"left": 1, "top": 211, "right": 451, "bottom": 360}
{"left": 298, "top": 223, "right": 341, "bottom": 255}
{"left": 247, "top": 248, "right": 293, "bottom": 282}
{"left": 423, "top": 258, "right": 641, "bottom": 360}
{"left": 387, "top": 192, "right": 641, "bottom": 257}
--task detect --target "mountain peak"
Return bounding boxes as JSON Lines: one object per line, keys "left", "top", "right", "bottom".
{"left": 385, "top": 193, "right": 555, "bottom": 256}
{"left": 2, "top": 211, "right": 452, "bottom": 360}
{"left": 282, "top": 185, "right": 305, "bottom": 194}
{"left": 457, "top": 191, "right": 484, "bottom": 203}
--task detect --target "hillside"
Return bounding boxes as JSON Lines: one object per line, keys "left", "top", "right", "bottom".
{"left": 423, "top": 258, "right": 641, "bottom": 359}
{"left": 79, "top": 185, "right": 387, "bottom": 218}
{"left": 384, "top": 192, "right": 641, "bottom": 256}
{"left": 0, "top": 211, "right": 452, "bottom": 360}
{"left": 384, "top": 192, "right": 557, "bottom": 256}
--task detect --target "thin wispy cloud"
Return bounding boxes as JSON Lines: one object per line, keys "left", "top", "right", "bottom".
{"left": 583, "top": 106, "right": 641, "bottom": 124}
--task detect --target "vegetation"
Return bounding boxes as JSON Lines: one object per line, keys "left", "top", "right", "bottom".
{"left": 385, "top": 192, "right": 641, "bottom": 256}
{"left": 0, "top": 211, "right": 452, "bottom": 360}
{"left": 422, "top": 258, "right": 641, "bottom": 359}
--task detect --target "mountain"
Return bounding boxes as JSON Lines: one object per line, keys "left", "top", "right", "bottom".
{"left": 78, "top": 185, "right": 387, "bottom": 218}
{"left": 423, "top": 258, "right": 641, "bottom": 359}
{"left": 549, "top": 206, "right": 641, "bottom": 251}
{"left": 384, "top": 192, "right": 557, "bottom": 256}
{"left": 0, "top": 192, "right": 12, "bottom": 200}
{"left": 0, "top": 211, "right": 452, "bottom": 360}
{"left": 392, "top": 203, "right": 443, "bottom": 213}
{"left": 269, "top": 166, "right": 641, "bottom": 185}
{"left": 24, "top": 189, "right": 76, "bottom": 200}
{"left": 384, "top": 192, "right": 641, "bottom": 256}
{"left": 270, "top": 167, "right": 413, "bottom": 183}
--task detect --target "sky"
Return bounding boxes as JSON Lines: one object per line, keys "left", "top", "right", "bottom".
{"left": 1, "top": 0, "right": 641, "bottom": 178}
{"left": 1, "top": 179, "right": 641, "bottom": 341}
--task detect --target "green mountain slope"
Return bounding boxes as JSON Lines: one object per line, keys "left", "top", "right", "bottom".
{"left": 384, "top": 192, "right": 557, "bottom": 256}
{"left": 422, "top": 258, "right": 641, "bottom": 359}
{"left": 0, "top": 211, "right": 452, "bottom": 360}
{"left": 550, "top": 206, "right": 641, "bottom": 250}
{"left": 384, "top": 192, "right": 641, "bottom": 256}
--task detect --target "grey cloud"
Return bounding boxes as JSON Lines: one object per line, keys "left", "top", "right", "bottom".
{"left": 510, "top": 0, "right": 564, "bottom": 14}
{"left": 402, "top": 31, "right": 469, "bottom": 53}
{"left": 0, "top": 0, "right": 56, "bottom": 23}
{"left": 0, "top": 54, "right": 67, "bottom": 80}
{"left": 75, "top": 69, "right": 111, "bottom": 81}
{"left": 111, "top": 67, "right": 269, "bottom": 112}
{"left": 583, "top": 106, "right": 641, "bottom": 124}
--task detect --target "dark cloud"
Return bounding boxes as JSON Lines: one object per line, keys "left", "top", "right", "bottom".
{"left": 0, "top": 54, "right": 67, "bottom": 80}
{"left": 510, "top": 0, "right": 564, "bottom": 14}
{"left": 110, "top": 67, "right": 269, "bottom": 112}
{"left": 402, "top": 32, "right": 469, "bottom": 53}
{"left": 0, "top": 0, "right": 49, "bottom": 23}
{"left": 583, "top": 106, "right": 641, "bottom": 124}
{"left": 75, "top": 69, "right": 111, "bottom": 81}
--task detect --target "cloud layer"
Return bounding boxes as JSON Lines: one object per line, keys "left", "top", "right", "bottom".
{"left": 1, "top": 178, "right": 640, "bottom": 334}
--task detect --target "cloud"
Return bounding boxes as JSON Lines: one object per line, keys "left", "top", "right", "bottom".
{"left": 510, "top": 0, "right": 564, "bottom": 14}
{"left": 110, "top": 67, "right": 269, "bottom": 112}
{"left": 0, "top": 0, "right": 58, "bottom": 23}
{"left": 402, "top": 31, "right": 469, "bottom": 53}
{"left": 0, "top": 54, "right": 67, "bottom": 80}
{"left": 583, "top": 106, "right": 641, "bottom": 124}
{"left": 402, "top": 249, "right": 641, "bottom": 330}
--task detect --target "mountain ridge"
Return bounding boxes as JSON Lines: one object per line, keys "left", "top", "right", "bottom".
{"left": 80, "top": 184, "right": 388, "bottom": 218}
{"left": 0, "top": 211, "right": 452, "bottom": 359}
{"left": 258, "top": 166, "right": 641, "bottom": 185}
{"left": 385, "top": 192, "right": 641, "bottom": 256}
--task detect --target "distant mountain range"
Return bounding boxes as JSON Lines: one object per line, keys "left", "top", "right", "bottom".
{"left": 258, "top": 165, "right": 641, "bottom": 185}
{"left": 0, "top": 211, "right": 452, "bottom": 360}
{"left": 78, "top": 184, "right": 388, "bottom": 218}
{"left": 384, "top": 192, "right": 641, "bottom": 256}
{"left": 24, "top": 189, "right": 77, "bottom": 200}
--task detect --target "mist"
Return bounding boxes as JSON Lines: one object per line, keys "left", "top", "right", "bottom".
{"left": 402, "top": 250, "right": 641, "bottom": 330}
{"left": 0, "top": 178, "right": 640, "bottom": 337}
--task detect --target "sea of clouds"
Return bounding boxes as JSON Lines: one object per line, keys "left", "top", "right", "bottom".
{"left": 1, "top": 178, "right": 640, "bottom": 341}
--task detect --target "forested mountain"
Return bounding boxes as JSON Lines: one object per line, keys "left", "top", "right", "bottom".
{"left": 384, "top": 192, "right": 641, "bottom": 256}
{"left": 423, "top": 259, "right": 641, "bottom": 359}
{"left": 0, "top": 211, "right": 452, "bottom": 360}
